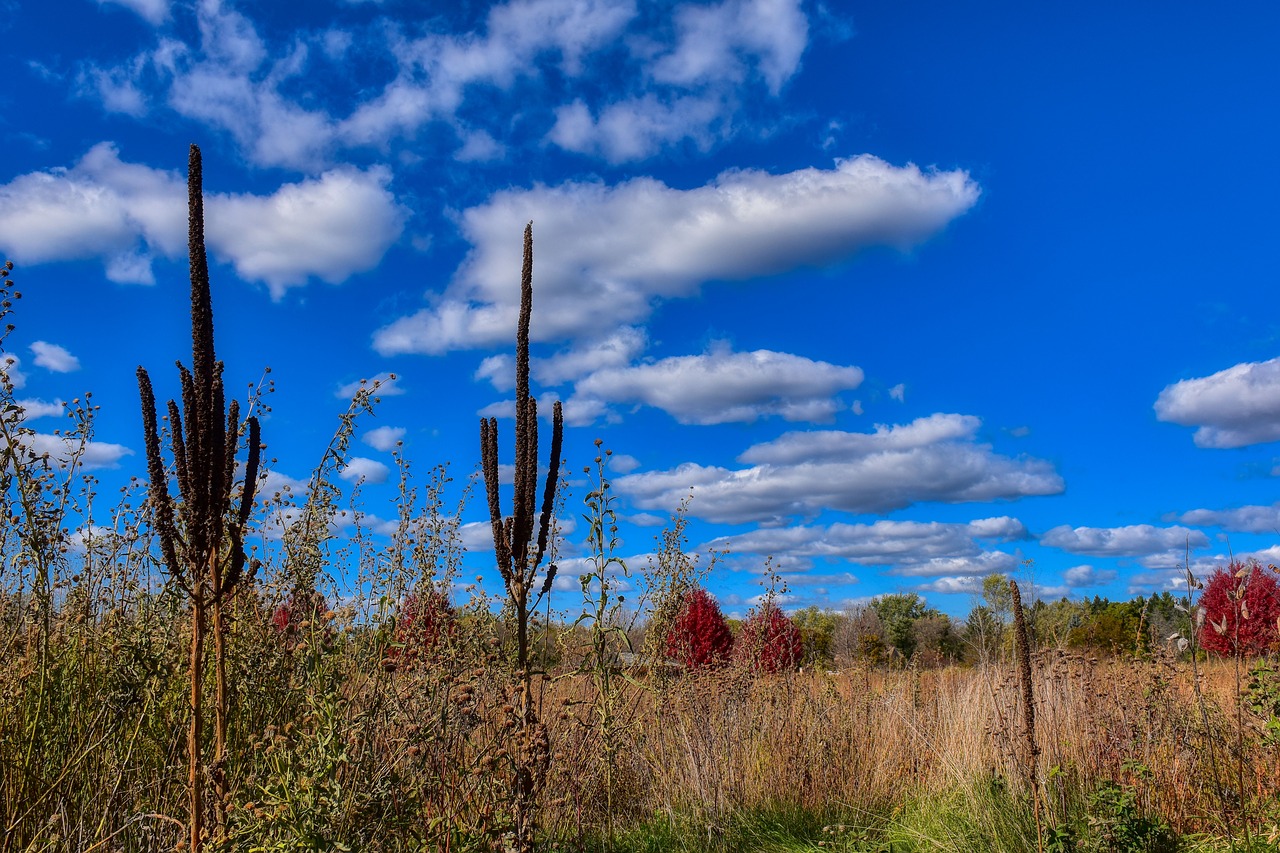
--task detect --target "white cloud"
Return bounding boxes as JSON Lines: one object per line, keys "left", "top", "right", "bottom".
{"left": 706, "top": 516, "right": 1026, "bottom": 576}
{"left": 210, "top": 167, "right": 407, "bottom": 298}
{"left": 1155, "top": 357, "right": 1280, "bottom": 448}
{"left": 650, "top": 0, "right": 807, "bottom": 95}
{"left": 889, "top": 383, "right": 905, "bottom": 402}
{"left": 373, "top": 155, "right": 979, "bottom": 354}
{"left": 617, "top": 414, "right": 1062, "bottom": 524}
{"left": 916, "top": 576, "right": 985, "bottom": 595}
{"left": 30, "top": 341, "right": 80, "bottom": 372}
{"left": 9, "top": 433, "right": 133, "bottom": 470}
{"left": 1179, "top": 503, "right": 1280, "bottom": 534}
{"left": 455, "top": 129, "right": 506, "bottom": 163}
{"left": 15, "top": 399, "right": 65, "bottom": 420}
{"left": 535, "top": 327, "right": 647, "bottom": 386}
{"left": 547, "top": 94, "right": 726, "bottom": 162}
{"left": 97, "top": 0, "right": 169, "bottom": 25}
{"left": 1040, "top": 524, "right": 1208, "bottom": 558}
{"left": 608, "top": 453, "right": 640, "bottom": 474}
{"left": 0, "top": 144, "right": 406, "bottom": 295}
{"left": 363, "top": 425, "right": 406, "bottom": 452}
{"left": 339, "top": 456, "right": 390, "bottom": 484}
{"left": 338, "top": 0, "right": 637, "bottom": 148}
{"left": 569, "top": 344, "right": 862, "bottom": 425}
{"left": 1063, "top": 564, "right": 1117, "bottom": 588}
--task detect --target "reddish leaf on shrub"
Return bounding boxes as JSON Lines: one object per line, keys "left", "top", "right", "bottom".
{"left": 271, "top": 590, "right": 328, "bottom": 635}
{"left": 1197, "top": 560, "right": 1280, "bottom": 657}
{"left": 391, "top": 589, "right": 456, "bottom": 664}
{"left": 665, "top": 587, "right": 734, "bottom": 670}
{"left": 735, "top": 601, "right": 802, "bottom": 674}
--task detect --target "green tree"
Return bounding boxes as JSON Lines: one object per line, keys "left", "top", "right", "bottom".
{"left": 870, "top": 593, "right": 928, "bottom": 661}
{"left": 792, "top": 606, "right": 840, "bottom": 666}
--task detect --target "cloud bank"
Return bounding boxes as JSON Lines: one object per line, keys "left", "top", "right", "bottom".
{"left": 374, "top": 155, "right": 980, "bottom": 354}
{"left": 0, "top": 143, "right": 407, "bottom": 297}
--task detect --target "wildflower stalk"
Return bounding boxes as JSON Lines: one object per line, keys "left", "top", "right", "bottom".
{"left": 1009, "top": 579, "right": 1043, "bottom": 853}
{"left": 479, "top": 222, "right": 563, "bottom": 852}
{"left": 136, "top": 144, "right": 261, "bottom": 852}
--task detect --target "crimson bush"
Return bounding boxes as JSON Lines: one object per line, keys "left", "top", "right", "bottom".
{"left": 391, "top": 589, "right": 456, "bottom": 664}
{"left": 665, "top": 587, "right": 734, "bottom": 670}
{"left": 1197, "top": 560, "right": 1280, "bottom": 657}
{"left": 735, "top": 601, "right": 803, "bottom": 674}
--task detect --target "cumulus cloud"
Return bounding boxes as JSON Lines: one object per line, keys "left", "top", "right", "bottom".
{"left": 363, "top": 426, "right": 406, "bottom": 452}
{"left": 616, "top": 414, "right": 1062, "bottom": 524}
{"left": 339, "top": 456, "right": 390, "bottom": 484}
{"left": 0, "top": 144, "right": 406, "bottom": 296}
{"left": 916, "top": 576, "right": 985, "bottom": 595}
{"left": 649, "top": 0, "right": 807, "bottom": 95}
{"left": 706, "top": 516, "right": 1026, "bottom": 576}
{"left": 1040, "top": 524, "right": 1208, "bottom": 558}
{"left": 15, "top": 399, "right": 66, "bottom": 420}
{"left": 30, "top": 341, "right": 80, "bottom": 372}
{"left": 1155, "top": 357, "right": 1280, "bottom": 448}
{"left": 569, "top": 344, "right": 862, "bottom": 424}
{"left": 7, "top": 433, "right": 133, "bottom": 470}
{"left": 1179, "top": 503, "right": 1280, "bottom": 534}
{"left": 1063, "top": 564, "right": 1117, "bottom": 587}
{"left": 373, "top": 155, "right": 979, "bottom": 354}
{"left": 547, "top": 94, "right": 727, "bottom": 162}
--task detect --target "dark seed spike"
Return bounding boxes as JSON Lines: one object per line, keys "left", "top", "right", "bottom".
{"left": 480, "top": 417, "right": 511, "bottom": 581}
{"left": 533, "top": 401, "right": 563, "bottom": 568}
{"left": 188, "top": 144, "right": 215, "bottom": 409}
{"left": 221, "top": 397, "right": 239, "bottom": 513}
{"left": 512, "top": 224, "right": 533, "bottom": 550}
{"left": 176, "top": 363, "right": 200, "bottom": 492}
{"left": 237, "top": 416, "right": 260, "bottom": 530}
{"left": 207, "top": 367, "right": 227, "bottom": 548}
{"left": 167, "top": 399, "right": 191, "bottom": 512}
{"left": 138, "top": 367, "right": 181, "bottom": 582}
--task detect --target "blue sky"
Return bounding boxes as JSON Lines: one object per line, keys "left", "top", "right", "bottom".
{"left": 3, "top": 0, "right": 1280, "bottom": 618}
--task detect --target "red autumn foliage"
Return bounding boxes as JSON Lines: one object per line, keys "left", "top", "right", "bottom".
{"left": 391, "top": 589, "right": 456, "bottom": 664}
{"left": 1197, "top": 560, "right": 1280, "bottom": 657}
{"left": 271, "top": 590, "right": 328, "bottom": 635}
{"left": 734, "top": 601, "right": 802, "bottom": 674}
{"left": 665, "top": 587, "right": 734, "bottom": 670}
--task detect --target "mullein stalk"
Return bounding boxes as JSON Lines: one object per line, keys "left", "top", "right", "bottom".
{"left": 137, "top": 144, "right": 261, "bottom": 852}
{"left": 1009, "top": 579, "right": 1043, "bottom": 853}
{"left": 479, "top": 222, "right": 563, "bottom": 853}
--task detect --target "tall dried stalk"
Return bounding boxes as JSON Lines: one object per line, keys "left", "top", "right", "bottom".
{"left": 479, "top": 222, "right": 563, "bottom": 852}
{"left": 136, "top": 144, "right": 261, "bottom": 853}
{"left": 1009, "top": 579, "right": 1042, "bottom": 852}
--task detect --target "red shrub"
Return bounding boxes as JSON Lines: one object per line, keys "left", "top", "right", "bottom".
{"left": 392, "top": 589, "right": 456, "bottom": 664}
{"left": 1197, "top": 560, "right": 1280, "bottom": 657}
{"left": 271, "top": 590, "right": 328, "bottom": 635}
{"left": 665, "top": 588, "right": 734, "bottom": 670}
{"left": 735, "top": 601, "right": 802, "bottom": 674}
